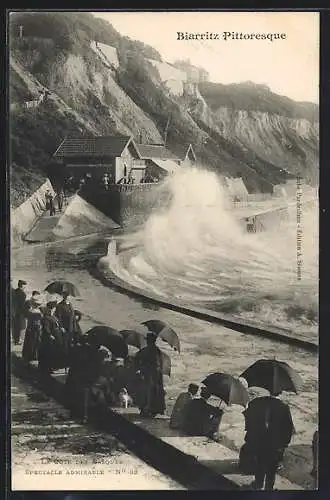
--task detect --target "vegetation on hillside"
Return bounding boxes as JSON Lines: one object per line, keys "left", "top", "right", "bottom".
{"left": 9, "top": 11, "right": 318, "bottom": 204}
{"left": 11, "top": 163, "right": 46, "bottom": 208}
{"left": 9, "top": 12, "right": 162, "bottom": 62}
{"left": 199, "top": 81, "right": 318, "bottom": 122}
{"left": 11, "top": 100, "right": 87, "bottom": 184}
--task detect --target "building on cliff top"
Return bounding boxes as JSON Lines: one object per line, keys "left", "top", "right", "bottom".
{"left": 53, "top": 135, "right": 196, "bottom": 185}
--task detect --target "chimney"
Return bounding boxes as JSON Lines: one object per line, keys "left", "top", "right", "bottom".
{"left": 139, "top": 131, "right": 143, "bottom": 144}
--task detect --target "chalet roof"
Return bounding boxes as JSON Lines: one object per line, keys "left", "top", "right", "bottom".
{"left": 135, "top": 143, "right": 179, "bottom": 161}
{"left": 150, "top": 158, "right": 180, "bottom": 174}
{"left": 53, "top": 135, "right": 136, "bottom": 159}
{"left": 168, "top": 143, "right": 196, "bottom": 161}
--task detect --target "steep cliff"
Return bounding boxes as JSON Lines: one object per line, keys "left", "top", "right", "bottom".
{"left": 9, "top": 11, "right": 318, "bottom": 200}
{"left": 197, "top": 82, "right": 319, "bottom": 184}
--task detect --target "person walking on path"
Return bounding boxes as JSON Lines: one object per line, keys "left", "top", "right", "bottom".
{"left": 243, "top": 393, "right": 295, "bottom": 490}
{"left": 170, "top": 383, "right": 199, "bottom": 430}
{"left": 12, "top": 280, "right": 27, "bottom": 345}
{"left": 57, "top": 188, "right": 64, "bottom": 212}
{"left": 45, "top": 189, "right": 55, "bottom": 216}
{"left": 22, "top": 291, "right": 43, "bottom": 362}
{"left": 135, "top": 332, "right": 166, "bottom": 417}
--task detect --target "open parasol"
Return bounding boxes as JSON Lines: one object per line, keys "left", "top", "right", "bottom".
{"left": 120, "top": 327, "right": 149, "bottom": 350}
{"left": 45, "top": 280, "right": 80, "bottom": 297}
{"left": 202, "top": 372, "right": 250, "bottom": 407}
{"left": 87, "top": 326, "right": 128, "bottom": 359}
{"left": 240, "top": 359, "right": 303, "bottom": 395}
{"left": 141, "top": 319, "right": 181, "bottom": 353}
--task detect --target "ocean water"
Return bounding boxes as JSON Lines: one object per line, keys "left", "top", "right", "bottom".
{"left": 101, "top": 168, "right": 318, "bottom": 340}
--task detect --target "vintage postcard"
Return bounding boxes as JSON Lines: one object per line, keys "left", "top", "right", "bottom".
{"left": 9, "top": 10, "right": 319, "bottom": 491}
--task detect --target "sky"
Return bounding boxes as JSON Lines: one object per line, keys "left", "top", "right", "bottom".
{"left": 92, "top": 11, "right": 319, "bottom": 104}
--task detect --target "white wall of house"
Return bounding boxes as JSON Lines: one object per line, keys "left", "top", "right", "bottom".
{"left": 115, "top": 145, "right": 136, "bottom": 182}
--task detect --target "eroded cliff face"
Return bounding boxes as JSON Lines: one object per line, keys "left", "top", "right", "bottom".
{"left": 188, "top": 94, "right": 319, "bottom": 184}
{"left": 10, "top": 34, "right": 319, "bottom": 194}
{"left": 11, "top": 47, "right": 163, "bottom": 143}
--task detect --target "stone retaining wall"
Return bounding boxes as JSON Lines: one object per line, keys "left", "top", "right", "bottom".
{"left": 11, "top": 178, "right": 55, "bottom": 247}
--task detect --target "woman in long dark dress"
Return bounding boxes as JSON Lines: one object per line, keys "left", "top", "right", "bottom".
{"left": 22, "top": 293, "right": 43, "bottom": 362}
{"left": 134, "top": 332, "right": 166, "bottom": 417}
{"left": 39, "top": 301, "right": 67, "bottom": 374}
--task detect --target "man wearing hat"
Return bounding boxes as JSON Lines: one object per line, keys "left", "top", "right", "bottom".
{"left": 12, "top": 280, "right": 27, "bottom": 345}
{"left": 135, "top": 331, "right": 166, "bottom": 417}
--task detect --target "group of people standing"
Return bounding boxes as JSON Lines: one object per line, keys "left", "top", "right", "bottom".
{"left": 65, "top": 330, "right": 167, "bottom": 423}
{"left": 11, "top": 280, "right": 81, "bottom": 371}
{"left": 45, "top": 188, "right": 65, "bottom": 216}
{"left": 11, "top": 279, "right": 318, "bottom": 490}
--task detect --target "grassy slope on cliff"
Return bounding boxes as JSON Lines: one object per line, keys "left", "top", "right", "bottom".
{"left": 9, "top": 11, "right": 318, "bottom": 202}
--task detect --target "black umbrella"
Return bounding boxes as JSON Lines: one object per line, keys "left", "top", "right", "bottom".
{"left": 240, "top": 359, "right": 303, "bottom": 395}
{"left": 45, "top": 280, "right": 80, "bottom": 297}
{"left": 142, "top": 319, "right": 181, "bottom": 353}
{"left": 202, "top": 372, "right": 250, "bottom": 407}
{"left": 87, "top": 326, "right": 128, "bottom": 359}
{"left": 120, "top": 328, "right": 149, "bottom": 350}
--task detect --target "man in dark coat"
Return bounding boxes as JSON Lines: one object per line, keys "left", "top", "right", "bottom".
{"left": 183, "top": 386, "right": 223, "bottom": 437}
{"left": 135, "top": 332, "right": 166, "bottom": 417}
{"left": 12, "top": 280, "right": 27, "bottom": 345}
{"left": 55, "top": 292, "right": 75, "bottom": 349}
{"left": 243, "top": 393, "right": 295, "bottom": 490}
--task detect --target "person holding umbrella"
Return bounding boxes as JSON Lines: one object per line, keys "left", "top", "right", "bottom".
{"left": 55, "top": 291, "right": 75, "bottom": 350}
{"left": 134, "top": 331, "right": 166, "bottom": 417}
{"left": 240, "top": 359, "right": 299, "bottom": 490}
{"left": 242, "top": 391, "right": 295, "bottom": 490}
{"left": 38, "top": 301, "right": 67, "bottom": 376}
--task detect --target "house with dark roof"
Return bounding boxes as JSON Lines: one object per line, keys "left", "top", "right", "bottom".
{"left": 53, "top": 135, "right": 146, "bottom": 184}
{"left": 53, "top": 135, "right": 197, "bottom": 185}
